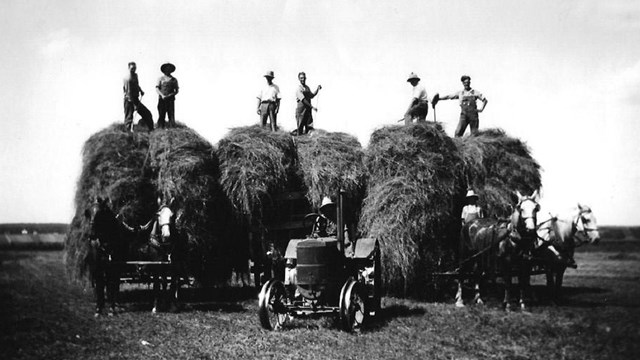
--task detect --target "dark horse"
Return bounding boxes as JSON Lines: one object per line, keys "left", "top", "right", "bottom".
{"left": 132, "top": 198, "right": 186, "bottom": 313}
{"left": 456, "top": 190, "right": 540, "bottom": 311}
{"left": 85, "top": 197, "right": 135, "bottom": 317}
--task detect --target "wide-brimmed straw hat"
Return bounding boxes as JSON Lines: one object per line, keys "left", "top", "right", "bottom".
{"left": 319, "top": 196, "right": 337, "bottom": 222}
{"left": 407, "top": 72, "right": 420, "bottom": 82}
{"left": 466, "top": 189, "right": 479, "bottom": 199}
{"left": 264, "top": 70, "right": 275, "bottom": 78}
{"left": 161, "top": 63, "right": 176, "bottom": 74}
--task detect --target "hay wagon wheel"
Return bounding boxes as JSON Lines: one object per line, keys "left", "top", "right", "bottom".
{"left": 339, "top": 278, "right": 367, "bottom": 332}
{"left": 258, "top": 279, "right": 289, "bottom": 330}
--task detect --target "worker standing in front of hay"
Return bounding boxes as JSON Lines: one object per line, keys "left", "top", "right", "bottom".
{"left": 439, "top": 75, "right": 488, "bottom": 137}
{"left": 403, "top": 72, "right": 429, "bottom": 125}
{"left": 295, "top": 72, "right": 322, "bottom": 135}
{"left": 461, "top": 189, "right": 484, "bottom": 226}
{"left": 123, "top": 62, "right": 154, "bottom": 132}
{"left": 256, "top": 71, "right": 281, "bottom": 131}
{"left": 156, "top": 63, "right": 179, "bottom": 129}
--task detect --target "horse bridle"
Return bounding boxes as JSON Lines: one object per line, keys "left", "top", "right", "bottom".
{"left": 573, "top": 208, "right": 598, "bottom": 245}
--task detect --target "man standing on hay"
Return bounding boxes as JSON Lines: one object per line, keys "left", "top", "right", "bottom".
{"left": 256, "top": 71, "right": 281, "bottom": 131}
{"left": 294, "top": 71, "right": 322, "bottom": 135}
{"left": 439, "top": 75, "right": 488, "bottom": 137}
{"left": 123, "top": 62, "right": 154, "bottom": 132}
{"left": 156, "top": 62, "right": 179, "bottom": 129}
{"left": 403, "top": 72, "right": 430, "bottom": 125}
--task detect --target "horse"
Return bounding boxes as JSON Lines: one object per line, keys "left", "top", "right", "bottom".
{"left": 535, "top": 204, "right": 600, "bottom": 301}
{"left": 132, "top": 198, "right": 187, "bottom": 313}
{"left": 84, "top": 197, "right": 135, "bottom": 317}
{"left": 456, "top": 190, "right": 540, "bottom": 311}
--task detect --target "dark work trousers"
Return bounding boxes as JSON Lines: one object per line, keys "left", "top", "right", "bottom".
{"left": 259, "top": 102, "right": 278, "bottom": 131}
{"left": 454, "top": 112, "right": 479, "bottom": 137}
{"left": 124, "top": 98, "right": 153, "bottom": 131}
{"left": 404, "top": 100, "right": 429, "bottom": 125}
{"left": 295, "top": 101, "right": 313, "bottom": 135}
{"left": 157, "top": 97, "right": 176, "bottom": 128}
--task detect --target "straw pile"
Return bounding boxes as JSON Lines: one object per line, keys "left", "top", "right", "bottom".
{"left": 216, "top": 126, "right": 297, "bottom": 227}
{"left": 65, "top": 123, "right": 230, "bottom": 283}
{"left": 453, "top": 128, "right": 542, "bottom": 217}
{"left": 147, "top": 126, "right": 229, "bottom": 282}
{"left": 296, "top": 130, "right": 367, "bottom": 227}
{"left": 360, "top": 123, "right": 462, "bottom": 295}
{"left": 65, "top": 124, "right": 154, "bottom": 281}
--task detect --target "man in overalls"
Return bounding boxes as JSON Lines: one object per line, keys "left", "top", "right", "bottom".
{"left": 440, "top": 75, "right": 488, "bottom": 137}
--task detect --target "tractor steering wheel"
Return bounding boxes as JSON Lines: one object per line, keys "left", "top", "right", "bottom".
{"left": 303, "top": 213, "right": 324, "bottom": 237}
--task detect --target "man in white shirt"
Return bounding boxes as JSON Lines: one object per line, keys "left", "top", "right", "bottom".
{"left": 256, "top": 71, "right": 281, "bottom": 131}
{"left": 461, "top": 189, "right": 484, "bottom": 226}
{"left": 404, "top": 72, "right": 429, "bottom": 125}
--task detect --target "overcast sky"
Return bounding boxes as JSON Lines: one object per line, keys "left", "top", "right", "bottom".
{"left": 1, "top": 0, "right": 639, "bottom": 225}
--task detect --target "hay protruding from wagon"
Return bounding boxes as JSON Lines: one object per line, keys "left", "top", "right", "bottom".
{"left": 454, "top": 128, "right": 542, "bottom": 217}
{"left": 65, "top": 123, "right": 231, "bottom": 284}
{"left": 296, "top": 130, "right": 367, "bottom": 226}
{"left": 216, "top": 125, "right": 297, "bottom": 226}
{"left": 360, "top": 122, "right": 462, "bottom": 295}
{"left": 66, "top": 124, "right": 154, "bottom": 282}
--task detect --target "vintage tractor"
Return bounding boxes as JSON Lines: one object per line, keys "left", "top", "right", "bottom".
{"left": 258, "top": 190, "right": 381, "bottom": 332}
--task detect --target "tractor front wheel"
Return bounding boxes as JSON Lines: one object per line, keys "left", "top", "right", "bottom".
{"left": 258, "top": 279, "right": 288, "bottom": 330}
{"left": 339, "top": 278, "right": 367, "bottom": 332}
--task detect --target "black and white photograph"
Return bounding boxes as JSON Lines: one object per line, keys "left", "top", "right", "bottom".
{"left": 1, "top": 1, "right": 639, "bottom": 359}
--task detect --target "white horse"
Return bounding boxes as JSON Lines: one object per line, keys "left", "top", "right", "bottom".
{"left": 535, "top": 204, "right": 600, "bottom": 300}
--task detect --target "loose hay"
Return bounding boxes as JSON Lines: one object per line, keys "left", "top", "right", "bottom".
{"left": 361, "top": 123, "right": 462, "bottom": 295}
{"left": 216, "top": 125, "right": 297, "bottom": 226}
{"left": 296, "top": 130, "right": 367, "bottom": 226}
{"left": 66, "top": 123, "right": 231, "bottom": 284}
{"left": 66, "top": 124, "right": 154, "bottom": 282}
{"left": 453, "top": 128, "right": 542, "bottom": 217}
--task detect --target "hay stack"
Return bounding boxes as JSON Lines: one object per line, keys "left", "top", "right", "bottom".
{"left": 65, "top": 124, "right": 154, "bottom": 281}
{"left": 296, "top": 130, "right": 367, "bottom": 225}
{"left": 453, "top": 128, "right": 542, "bottom": 217}
{"left": 65, "top": 123, "right": 230, "bottom": 283}
{"left": 216, "top": 125, "right": 297, "bottom": 226}
{"left": 148, "top": 126, "right": 229, "bottom": 282}
{"left": 360, "top": 123, "right": 462, "bottom": 295}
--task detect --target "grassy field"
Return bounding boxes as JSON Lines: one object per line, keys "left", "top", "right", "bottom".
{"left": 1, "top": 240, "right": 639, "bottom": 360}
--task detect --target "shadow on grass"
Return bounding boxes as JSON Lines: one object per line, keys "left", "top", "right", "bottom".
{"left": 365, "top": 303, "right": 426, "bottom": 332}
{"left": 116, "top": 286, "right": 255, "bottom": 313}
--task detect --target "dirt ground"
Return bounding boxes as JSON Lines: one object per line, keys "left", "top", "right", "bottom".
{"left": 1, "top": 240, "right": 639, "bottom": 360}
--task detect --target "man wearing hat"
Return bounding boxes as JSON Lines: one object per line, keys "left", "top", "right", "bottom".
{"left": 440, "top": 75, "right": 488, "bottom": 137}
{"left": 156, "top": 63, "right": 179, "bottom": 129}
{"left": 256, "top": 71, "right": 281, "bottom": 131}
{"left": 123, "top": 62, "right": 154, "bottom": 131}
{"left": 461, "top": 189, "right": 484, "bottom": 226}
{"left": 403, "top": 72, "right": 430, "bottom": 125}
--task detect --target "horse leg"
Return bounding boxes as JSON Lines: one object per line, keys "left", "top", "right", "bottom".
{"left": 518, "top": 263, "right": 531, "bottom": 311}
{"left": 152, "top": 276, "right": 160, "bottom": 314}
{"left": 455, "top": 277, "right": 465, "bottom": 307}
{"left": 555, "top": 266, "right": 566, "bottom": 300}
{"left": 106, "top": 264, "right": 119, "bottom": 316}
{"left": 472, "top": 262, "right": 484, "bottom": 305}
{"left": 502, "top": 255, "right": 512, "bottom": 311}
{"left": 94, "top": 267, "right": 106, "bottom": 317}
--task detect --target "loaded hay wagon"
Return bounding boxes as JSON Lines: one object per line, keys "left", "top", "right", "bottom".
{"left": 216, "top": 126, "right": 368, "bottom": 292}
{"left": 258, "top": 190, "right": 380, "bottom": 332}
{"left": 66, "top": 124, "right": 233, "bottom": 314}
